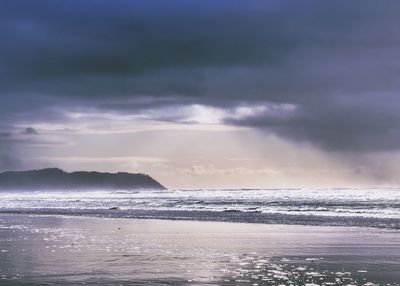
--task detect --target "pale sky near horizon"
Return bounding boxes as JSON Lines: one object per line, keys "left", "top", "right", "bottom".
{"left": 2, "top": 1, "right": 400, "bottom": 188}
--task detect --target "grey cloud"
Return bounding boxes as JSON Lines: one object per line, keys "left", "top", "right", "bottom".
{"left": 23, "top": 127, "right": 39, "bottom": 135}
{"left": 227, "top": 98, "right": 400, "bottom": 151}
{"left": 0, "top": 133, "right": 12, "bottom": 138}
{"left": 1, "top": 1, "right": 400, "bottom": 151}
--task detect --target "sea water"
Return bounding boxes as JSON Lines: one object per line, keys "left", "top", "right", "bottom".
{"left": 0, "top": 188, "right": 399, "bottom": 229}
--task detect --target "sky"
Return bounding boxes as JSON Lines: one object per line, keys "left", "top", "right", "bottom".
{"left": 1, "top": 0, "right": 400, "bottom": 188}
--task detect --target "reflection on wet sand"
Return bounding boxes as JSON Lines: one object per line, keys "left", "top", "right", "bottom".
{"left": 0, "top": 214, "right": 399, "bottom": 285}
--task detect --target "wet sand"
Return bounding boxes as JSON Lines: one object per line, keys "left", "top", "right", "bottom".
{"left": 0, "top": 214, "right": 399, "bottom": 285}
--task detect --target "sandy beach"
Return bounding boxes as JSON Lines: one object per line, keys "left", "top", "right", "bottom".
{"left": 0, "top": 214, "right": 399, "bottom": 285}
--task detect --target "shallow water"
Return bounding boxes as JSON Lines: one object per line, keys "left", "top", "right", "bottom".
{"left": 0, "top": 214, "right": 399, "bottom": 285}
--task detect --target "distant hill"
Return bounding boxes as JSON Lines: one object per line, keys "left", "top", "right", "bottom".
{"left": 0, "top": 168, "right": 166, "bottom": 191}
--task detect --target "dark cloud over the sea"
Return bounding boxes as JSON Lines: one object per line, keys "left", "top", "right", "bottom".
{"left": 1, "top": 0, "right": 400, "bottom": 151}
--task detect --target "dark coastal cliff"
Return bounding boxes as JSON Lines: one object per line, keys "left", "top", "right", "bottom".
{"left": 0, "top": 168, "right": 166, "bottom": 191}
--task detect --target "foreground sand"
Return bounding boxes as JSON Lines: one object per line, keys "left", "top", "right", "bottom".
{"left": 0, "top": 214, "right": 399, "bottom": 285}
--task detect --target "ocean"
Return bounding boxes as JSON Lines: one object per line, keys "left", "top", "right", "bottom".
{"left": 0, "top": 188, "right": 399, "bottom": 229}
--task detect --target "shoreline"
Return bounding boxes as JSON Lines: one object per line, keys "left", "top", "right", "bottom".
{"left": 1, "top": 208, "right": 399, "bottom": 230}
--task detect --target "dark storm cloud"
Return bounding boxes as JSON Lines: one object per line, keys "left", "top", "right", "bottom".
{"left": 1, "top": 0, "right": 400, "bottom": 151}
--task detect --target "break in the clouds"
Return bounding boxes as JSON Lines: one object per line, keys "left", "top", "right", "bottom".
{"left": 1, "top": 0, "right": 400, "bottom": 187}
